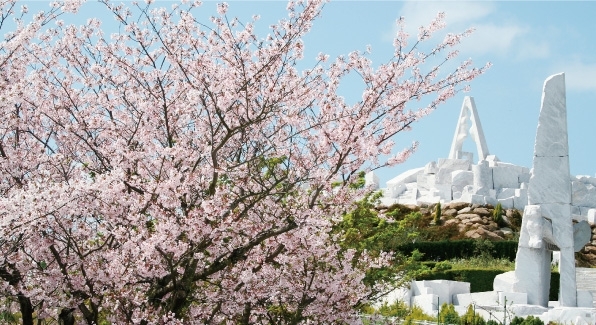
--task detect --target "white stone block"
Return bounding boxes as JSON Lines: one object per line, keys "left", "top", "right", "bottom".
{"left": 473, "top": 160, "right": 493, "bottom": 193}
{"left": 452, "top": 190, "right": 462, "bottom": 201}
{"left": 486, "top": 155, "right": 500, "bottom": 167}
{"left": 514, "top": 239, "right": 552, "bottom": 305}
{"left": 386, "top": 167, "right": 424, "bottom": 196}
{"left": 588, "top": 209, "right": 596, "bottom": 223}
{"left": 438, "top": 158, "right": 471, "bottom": 172}
{"left": 579, "top": 206, "right": 591, "bottom": 217}
{"left": 528, "top": 156, "right": 571, "bottom": 205}
{"left": 374, "top": 287, "right": 412, "bottom": 308}
{"left": 425, "top": 161, "right": 438, "bottom": 174}
{"left": 412, "top": 294, "right": 439, "bottom": 315}
{"left": 498, "top": 291, "right": 527, "bottom": 305}
{"left": 469, "top": 291, "right": 499, "bottom": 306}
{"left": 485, "top": 195, "right": 498, "bottom": 206}
{"left": 514, "top": 188, "right": 528, "bottom": 209}
{"left": 436, "top": 183, "right": 453, "bottom": 201}
{"left": 577, "top": 290, "right": 593, "bottom": 308}
{"left": 572, "top": 180, "right": 596, "bottom": 208}
{"left": 539, "top": 203, "right": 573, "bottom": 248}
{"left": 493, "top": 271, "right": 517, "bottom": 292}
{"left": 498, "top": 197, "right": 514, "bottom": 209}
{"left": 365, "top": 171, "right": 380, "bottom": 190}
{"left": 548, "top": 307, "right": 596, "bottom": 325}
{"left": 533, "top": 73, "right": 568, "bottom": 157}
{"left": 388, "top": 184, "right": 406, "bottom": 198}
{"left": 417, "top": 174, "right": 436, "bottom": 191}
{"left": 452, "top": 170, "right": 474, "bottom": 190}
{"left": 498, "top": 188, "right": 517, "bottom": 200}
{"left": 471, "top": 194, "right": 486, "bottom": 205}
{"left": 572, "top": 205, "right": 582, "bottom": 217}
{"left": 457, "top": 151, "right": 474, "bottom": 162}
{"left": 493, "top": 165, "right": 521, "bottom": 189}
{"left": 519, "top": 172, "right": 531, "bottom": 184}
{"left": 509, "top": 304, "right": 549, "bottom": 317}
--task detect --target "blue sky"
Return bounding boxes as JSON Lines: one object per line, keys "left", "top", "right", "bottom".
{"left": 22, "top": 1, "right": 596, "bottom": 185}
{"left": 293, "top": 0, "right": 596, "bottom": 185}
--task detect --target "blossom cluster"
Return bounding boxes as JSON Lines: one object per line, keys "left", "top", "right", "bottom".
{"left": 0, "top": 0, "right": 487, "bottom": 323}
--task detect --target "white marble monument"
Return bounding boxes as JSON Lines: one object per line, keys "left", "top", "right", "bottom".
{"left": 370, "top": 92, "right": 596, "bottom": 220}
{"left": 494, "top": 73, "right": 591, "bottom": 307}
{"left": 376, "top": 73, "right": 596, "bottom": 325}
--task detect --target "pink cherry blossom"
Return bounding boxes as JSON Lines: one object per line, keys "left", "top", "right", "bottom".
{"left": 0, "top": 1, "right": 487, "bottom": 323}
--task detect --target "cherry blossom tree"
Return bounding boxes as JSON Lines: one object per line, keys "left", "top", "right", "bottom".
{"left": 0, "top": 0, "right": 488, "bottom": 323}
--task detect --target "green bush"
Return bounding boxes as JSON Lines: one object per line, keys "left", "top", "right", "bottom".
{"left": 434, "top": 202, "right": 442, "bottom": 225}
{"left": 433, "top": 261, "right": 453, "bottom": 272}
{"left": 404, "top": 305, "right": 436, "bottom": 324}
{"left": 493, "top": 203, "right": 505, "bottom": 226}
{"left": 439, "top": 303, "right": 460, "bottom": 325}
{"left": 511, "top": 315, "right": 544, "bottom": 325}
{"left": 376, "top": 300, "right": 409, "bottom": 318}
{"left": 394, "top": 240, "right": 518, "bottom": 261}
{"left": 461, "top": 304, "right": 486, "bottom": 325}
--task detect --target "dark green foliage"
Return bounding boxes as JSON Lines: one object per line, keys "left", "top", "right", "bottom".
{"left": 439, "top": 303, "right": 460, "bottom": 325}
{"left": 474, "top": 239, "right": 496, "bottom": 260}
{"left": 511, "top": 315, "right": 544, "bottom": 325}
{"left": 486, "top": 320, "right": 500, "bottom": 325}
{"left": 549, "top": 272, "right": 560, "bottom": 301}
{"left": 492, "top": 203, "right": 505, "bottom": 227}
{"left": 461, "top": 304, "right": 486, "bottom": 325}
{"left": 511, "top": 316, "right": 525, "bottom": 325}
{"left": 433, "top": 261, "right": 453, "bottom": 272}
{"left": 393, "top": 240, "right": 518, "bottom": 261}
{"left": 335, "top": 190, "right": 433, "bottom": 290}
{"left": 419, "top": 269, "right": 505, "bottom": 292}
{"left": 375, "top": 300, "right": 410, "bottom": 318}
{"left": 434, "top": 202, "right": 442, "bottom": 225}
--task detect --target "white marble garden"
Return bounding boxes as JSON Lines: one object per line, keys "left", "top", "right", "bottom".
{"left": 376, "top": 73, "right": 596, "bottom": 325}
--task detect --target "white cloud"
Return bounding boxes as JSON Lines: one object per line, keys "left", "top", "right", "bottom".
{"left": 389, "top": 1, "right": 551, "bottom": 61}
{"left": 555, "top": 61, "right": 596, "bottom": 92}
{"left": 457, "top": 23, "right": 527, "bottom": 56}
{"left": 399, "top": 1, "right": 495, "bottom": 33}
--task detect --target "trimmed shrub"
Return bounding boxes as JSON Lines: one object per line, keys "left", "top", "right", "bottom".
{"left": 434, "top": 202, "right": 442, "bottom": 225}
{"left": 493, "top": 202, "right": 505, "bottom": 226}
{"left": 394, "top": 240, "right": 518, "bottom": 261}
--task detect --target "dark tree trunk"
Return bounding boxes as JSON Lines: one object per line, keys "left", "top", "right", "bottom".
{"left": 58, "top": 308, "right": 76, "bottom": 325}
{"left": 17, "top": 294, "right": 34, "bottom": 325}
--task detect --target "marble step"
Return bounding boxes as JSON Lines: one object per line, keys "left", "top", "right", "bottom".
{"left": 576, "top": 267, "right": 596, "bottom": 307}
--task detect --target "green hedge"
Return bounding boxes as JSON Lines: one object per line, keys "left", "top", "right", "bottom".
{"left": 394, "top": 240, "right": 518, "bottom": 261}
{"left": 418, "top": 269, "right": 560, "bottom": 301}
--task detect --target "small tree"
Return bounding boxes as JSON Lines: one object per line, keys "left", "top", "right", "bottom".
{"left": 493, "top": 202, "right": 505, "bottom": 226}
{"left": 439, "top": 303, "right": 460, "bottom": 325}
{"left": 434, "top": 202, "right": 442, "bottom": 225}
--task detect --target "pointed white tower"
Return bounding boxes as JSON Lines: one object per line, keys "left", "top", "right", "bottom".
{"left": 448, "top": 96, "right": 490, "bottom": 162}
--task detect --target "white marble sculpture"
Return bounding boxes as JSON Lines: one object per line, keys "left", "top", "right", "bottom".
{"left": 376, "top": 73, "right": 596, "bottom": 325}
{"left": 373, "top": 93, "right": 596, "bottom": 221}
{"left": 449, "top": 96, "right": 490, "bottom": 162}
{"left": 494, "top": 73, "right": 591, "bottom": 307}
